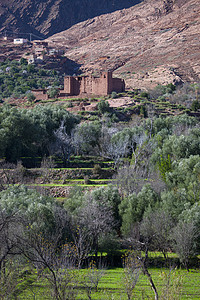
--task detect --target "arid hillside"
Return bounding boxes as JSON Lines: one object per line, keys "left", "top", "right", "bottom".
{"left": 0, "top": 0, "right": 140, "bottom": 38}
{"left": 47, "top": 0, "right": 200, "bottom": 89}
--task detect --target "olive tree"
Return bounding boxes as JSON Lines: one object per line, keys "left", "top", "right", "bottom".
{"left": 73, "top": 122, "right": 101, "bottom": 155}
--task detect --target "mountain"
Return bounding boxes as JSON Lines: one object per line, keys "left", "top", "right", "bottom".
{"left": 0, "top": 0, "right": 141, "bottom": 38}
{"left": 46, "top": 0, "right": 200, "bottom": 89}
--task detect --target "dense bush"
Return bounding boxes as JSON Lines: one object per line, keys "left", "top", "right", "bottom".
{"left": 0, "top": 104, "right": 79, "bottom": 161}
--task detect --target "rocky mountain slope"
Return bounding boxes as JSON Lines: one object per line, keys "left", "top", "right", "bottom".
{"left": 47, "top": 0, "right": 200, "bottom": 89}
{"left": 0, "top": 0, "right": 140, "bottom": 38}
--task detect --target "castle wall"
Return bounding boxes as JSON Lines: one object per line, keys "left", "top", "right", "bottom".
{"left": 79, "top": 76, "right": 92, "bottom": 94}
{"left": 92, "top": 74, "right": 108, "bottom": 95}
{"left": 62, "top": 72, "right": 125, "bottom": 96}
{"left": 64, "top": 77, "right": 72, "bottom": 94}
{"left": 112, "top": 78, "right": 125, "bottom": 93}
{"left": 32, "top": 89, "right": 48, "bottom": 100}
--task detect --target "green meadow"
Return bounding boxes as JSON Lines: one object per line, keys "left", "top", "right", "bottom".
{"left": 19, "top": 267, "right": 200, "bottom": 299}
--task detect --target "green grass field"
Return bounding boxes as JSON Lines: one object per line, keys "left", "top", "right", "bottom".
{"left": 19, "top": 267, "right": 200, "bottom": 299}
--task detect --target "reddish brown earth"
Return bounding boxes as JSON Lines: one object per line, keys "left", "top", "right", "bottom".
{"left": 47, "top": 0, "right": 200, "bottom": 89}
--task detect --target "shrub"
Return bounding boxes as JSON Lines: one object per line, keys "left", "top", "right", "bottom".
{"left": 140, "top": 91, "right": 149, "bottom": 99}
{"left": 97, "top": 100, "right": 110, "bottom": 114}
{"left": 140, "top": 105, "right": 148, "bottom": 118}
{"left": 27, "top": 92, "right": 36, "bottom": 103}
{"left": 111, "top": 91, "right": 118, "bottom": 99}
{"left": 84, "top": 175, "right": 90, "bottom": 184}
{"left": 92, "top": 164, "right": 102, "bottom": 178}
{"left": 66, "top": 101, "right": 73, "bottom": 108}
{"left": 191, "top": 100, "right": 200, "bottom": 111}
{"left": 47, "top": 87, "right": 59, "bottom": 98}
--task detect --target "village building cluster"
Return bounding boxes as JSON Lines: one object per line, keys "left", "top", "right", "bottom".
{"left": 1, "top": 37, "right": 65, "bottom": 64}
{"left": 29, "top": 41, "right": 65, "bottom": 64}
{"left": 1, "top": 36, "right": 125, "bottom": 97}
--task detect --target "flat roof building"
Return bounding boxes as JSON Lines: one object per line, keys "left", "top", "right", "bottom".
{"left": 61, "top": 71, "right": 125, "bottom": 96}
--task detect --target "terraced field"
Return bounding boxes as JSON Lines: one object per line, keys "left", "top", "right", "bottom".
{"left": 0, "top": 157, "right": 116, "bottom": 198}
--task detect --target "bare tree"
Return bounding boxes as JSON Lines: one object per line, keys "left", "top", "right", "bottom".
{"left": 18, "top": 208, "right": 78, "bottom": 300}
{"left": 40, "top": 155, "right": 55, "bottom": 183}
{"left": 82, "top": 260, "right": 105, "bottom": 300}
{"left": 0, "top": 209, "right": 34, "bottom": 299}
{"left": 99, "top": 125, "right": 118, "bottom": 158}
{"left": 114, "top": 164, "right": 146, "bottom": 196}
{"left": 0, "top": 161, "right": 16, "bottom": 189}
{"left": 126, "top": 233, "right": 159, "bottom": 300}
{"left": 160, "top": 267, "right": 184, "bottom": 300}
{"left": 104, "top": 133, "right": 130, "bottom": 166}
{"left": 77, "top": 196, "right": 115, "bottom": 261}
{"left": 172, "top": 221, "right": 198, "bottom": 271}
{"left": 70, "top": 222, "right": 92, "bottom": 269}
{"left": 50, "top": 121, "right": 73, "bottom": 167}
{"left": 0, "top": 209, "right": 23, "bottom": 276}
{"left": 0, "top": 257, "right": 31, "bottom": 300}
{"left": 140, "top": 210, "right": 174, "bottom": 260}
{"left": 122, "top": 250, "right": 141, "bottom": 300}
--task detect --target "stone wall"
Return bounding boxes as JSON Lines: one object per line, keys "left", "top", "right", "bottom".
{"left": 112, "top": 77, "right": 125, "bottom": 93}
{"left": 63, "top": 71, "right": 125, "bottom": 96}
{"left": 32, "top": 89, "right": 49, "bottom": 100}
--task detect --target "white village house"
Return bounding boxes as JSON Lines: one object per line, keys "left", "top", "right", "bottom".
{"left": 14, "top": 38, "right": 28, "bottom": 45}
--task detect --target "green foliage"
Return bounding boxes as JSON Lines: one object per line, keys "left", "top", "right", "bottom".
{"left": 73, "top": 121, "right": 101, "bottom": 154}
{"left": 158, "top": 154, "right": 172, "bottom": 182}
{"left": 160, "top": 190, "right": 188, "bottom": 222}
{"left": 191, "top": 99, "right": 200, "bottom": 111}
{"left": 20, "top": 58, "right": 28, "bottom": 65}
{"left": 111, "top": 91, "right": 118, "bottom": 99}
{"left": 165, "top": 155, "right": 200, "bottom": 203}
{"left": 0, "top": 104, "right": 79, "bottom": 161}
{"left": 0, "top": 185, "right": 55, "bottom": 232}
{"left": 151, "top": 127, "right": 200, "bottom": 170}
{"left": 0, "top": 59, "right": 63, "bottom": 99}
{"left": 119, "top": 184, "right": 159, "bottom": 235}
{"left": 64, "top": 186, "right": 86, "bottom": 215}
{"left": 140, "top": 91, "right": 149, "bottom": 99}
{"left": 26, "top": 92, "right": 36, "bottom": 103}
{"left": 38, "top": 68, "right": 47, "bottom": 76}
{"left": 47, "top": 87, "right": 59, "bottom": 98}
{"left": 140, "top": 105, "right": 148, "bottom": 117}
{"left": 180, "top": 202, "right": 200, "bottom": 229}
{"left": 144, "top": 114, "right": 197, "bottom": 137}
{"left": 150, "top": 83, "right": 176, "bottom": 99}
{"left": 27, "top": 64, "right": 35, "bottom": 73}
{"left": 64, "top": 185, "right": 121, "bottom": 224}
{"left": 97, "top": 99, "right": 110, "bottom": 114}
{"left": 166, "top": 83, "right": 176, "bottom": 93}
{"left": 92, "top": 164, "right": 102, "bottom": 177}
{"left": 90, "top": 185, "right": 121, "bottom": 225}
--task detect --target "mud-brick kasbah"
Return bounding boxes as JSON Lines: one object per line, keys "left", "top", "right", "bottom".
{"left": 32, "top": 71, "right": 125, "bottom": 100}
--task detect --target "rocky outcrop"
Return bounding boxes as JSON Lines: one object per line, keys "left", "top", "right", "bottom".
{"left": 47, "top": 0, "right": 200, "bottom": 89}
{"left": 0, "top": 0, "right": 141, "bottom": 38}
